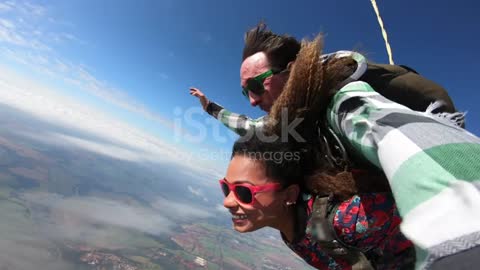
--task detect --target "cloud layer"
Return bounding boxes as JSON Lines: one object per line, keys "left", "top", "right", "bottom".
{"left": 22, "top": 192, "right": 213, "bottom": 238}
{"left": 0, "top": 1, "right": 181, "bottom": 134}
{"left": 0, "top": 64, "right": 224, "bottom": 181}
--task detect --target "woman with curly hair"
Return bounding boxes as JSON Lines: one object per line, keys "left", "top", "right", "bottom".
{"left": 222, "top": 134, "right": 414, "bottom": 269}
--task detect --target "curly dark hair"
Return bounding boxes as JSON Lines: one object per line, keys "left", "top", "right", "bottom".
{"left": 231, "top": 135, "right": 308, "bottom": 189}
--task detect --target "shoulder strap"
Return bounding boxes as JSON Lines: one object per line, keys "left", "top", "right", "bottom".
{"left": 309, "top": 195, "right": 375, "bottom": 270}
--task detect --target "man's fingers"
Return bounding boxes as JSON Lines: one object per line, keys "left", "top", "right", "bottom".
{"left": 189, "top": 87, "right": 205, "bottom": 99}
{"left": 189, "top": 89, "right": 198, "bottom": 95}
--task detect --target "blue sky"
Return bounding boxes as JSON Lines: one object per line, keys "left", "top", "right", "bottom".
{"left": 0, "top": 0, "right": 478, "bottom": 172}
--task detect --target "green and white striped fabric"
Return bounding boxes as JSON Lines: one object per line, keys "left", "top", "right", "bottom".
{"left": 327, "top": 81, "right": 480, "bottom": 269}
{"left": 205, "top": 101, "right": 266, "bottom": 136}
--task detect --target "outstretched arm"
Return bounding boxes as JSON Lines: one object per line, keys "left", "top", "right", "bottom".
{"left": 189, "top": 87, "right": 265, "bottom": 136}
{"left": 327, "top": 81, "right": 480, "bottom": 269}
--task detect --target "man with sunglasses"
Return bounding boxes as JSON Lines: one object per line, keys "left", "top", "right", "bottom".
{"left": 190, "top": 50, "right": 366, "bottom": 136}
{"left": 190, "top": 23, "right": 458, "bottom": 137}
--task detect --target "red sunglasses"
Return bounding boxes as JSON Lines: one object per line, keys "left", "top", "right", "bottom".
{"left": 219, "top": 178, "right": 282, "bottom": 206}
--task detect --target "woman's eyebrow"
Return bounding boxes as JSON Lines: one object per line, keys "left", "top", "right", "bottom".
{"left": 226, "top": 178, "right": 255, "bottom": 185}
{"left": 236, "top": 180, "right": 255, "bottom": 185}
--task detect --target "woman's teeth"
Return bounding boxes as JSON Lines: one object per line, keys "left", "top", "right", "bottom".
{"left": 232, "top": 214, "right": 247, "bottom": 220}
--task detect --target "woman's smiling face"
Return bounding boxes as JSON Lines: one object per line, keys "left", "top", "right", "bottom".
{"left": 222, "top": 155, "right": 288, "bottom": 233}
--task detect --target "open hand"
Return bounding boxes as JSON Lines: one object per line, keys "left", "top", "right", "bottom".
{"left": 189, "top": 87, "right": 209, "bottom": 110}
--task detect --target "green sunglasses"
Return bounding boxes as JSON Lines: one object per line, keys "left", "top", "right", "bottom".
{"left": 241, "top": 69, "right": 282, "bottom": 99}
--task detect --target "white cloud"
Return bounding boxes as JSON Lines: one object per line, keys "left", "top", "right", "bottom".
{"left": 0, "top": 20, "right": 28, "bottom": 46}
{"left": 23, "top": 192, "right": 175, "bottom": 235}
{"left": 180, "top": 166, "right": 224, "bottom": 187}
{"left": 34, "top": 131, "right": 150, "bottom": 162}
{"left": 0, "top": 1, "right": 175, "bottom": 133}
{"left": 188, "top": 185, "right": 203, "bottom": 196}
{"left": 47, "top": 32, "right": 81, "bottom": 44}
{"left": 20, "top": 2, "right": 47, "bottom": 17}
{"left": 0, "top": 45, "right": 177, "bottom": 131}
{"left": 21, "top": 192, "right": 214, "bottom": 240}
{"left": 0, "top": 191, "right": 215, "bottom": 269}
{"left": 0, "top": 1, "right": 13, "bottom": 12}
{"left": 0, "top": 64, "right": 225, "bottom": 180}
{"left": 215, "top": 204, "right": 228, "bottom": 214}
{"left": 151, "top": 197, "right": 212, "bottom": 219}
{"left": 0, "top": 18, "right": 14, "bottom": 28}
{"left": 0, "top": 239, "right": 73, "bottom": 270}
{"left": 187, "top": 185, "right": 209, "bottom": 202}
{"left": 0, "top": 1, "right": 228, "bottom": 182}
{"left": 0, "top": 16, "right": 51, "bottom": 51}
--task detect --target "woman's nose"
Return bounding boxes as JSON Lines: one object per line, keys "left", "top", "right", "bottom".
{"left": 223, "top": 191, "right": 238, "bottom": 208}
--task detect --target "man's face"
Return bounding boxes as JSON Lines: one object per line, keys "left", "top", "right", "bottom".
{"left": 240, "top": 52, "right": 287, "bottom": 113}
